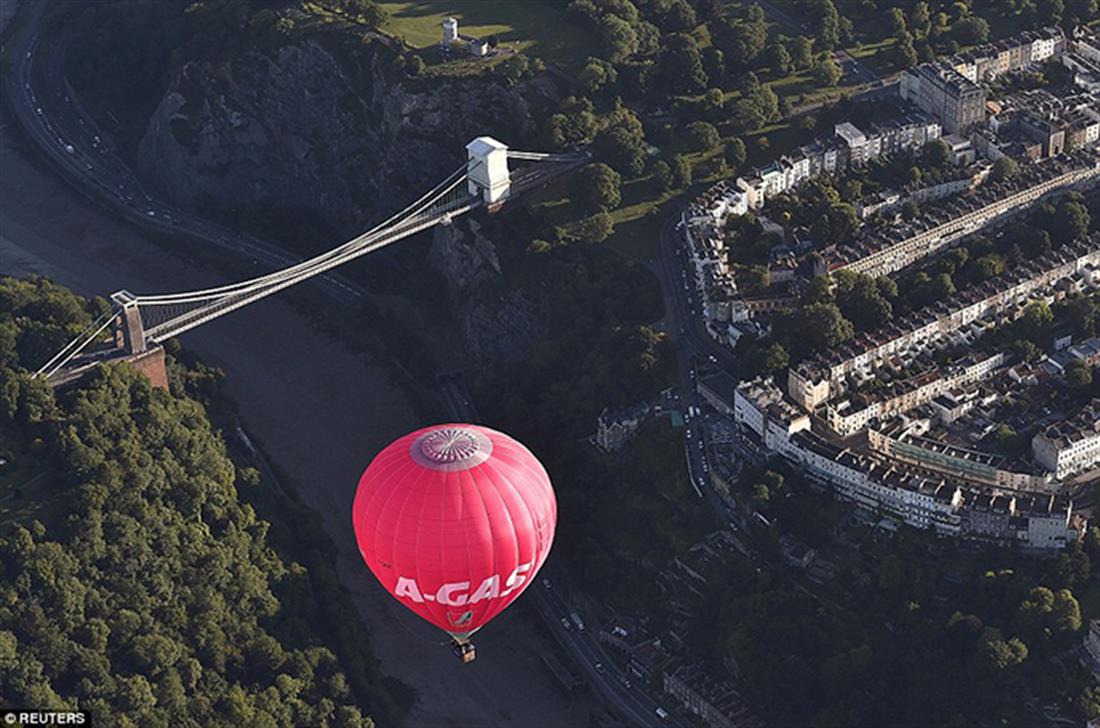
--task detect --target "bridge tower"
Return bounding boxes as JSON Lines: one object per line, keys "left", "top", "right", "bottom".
{"left": 109, "top": 290, "right": 168, "bottom": 389}
{"left": 466, "top": 136, "right": 510, "bottom": 204}
{"left": 111, "top": 290, "right": 147, "bottom": 354}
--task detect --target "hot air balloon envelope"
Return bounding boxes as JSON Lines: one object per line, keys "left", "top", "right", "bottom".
{"left": 352, "top": 424, "right": 557, "bottom": 640}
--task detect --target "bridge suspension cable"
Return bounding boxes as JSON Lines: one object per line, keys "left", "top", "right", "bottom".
{"left": 36, "top": 138, "right": 587, "bottom": 382}
{"left": 35, "top": 307, "right": 119, "bottom": 379}
{"left": 134, "top": 161, "right": 477, "bottom": 306}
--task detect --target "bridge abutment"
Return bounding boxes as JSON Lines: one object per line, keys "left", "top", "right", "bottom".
{"left": 124, "top": 346, "right": 169, "bottom": 390}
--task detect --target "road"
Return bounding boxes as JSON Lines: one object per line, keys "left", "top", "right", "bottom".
{"left": 5, "top": 0, "right": 361, "bottom": 304}
{"left": 439, "top": 377, "right": 686, "bottom": 728}
{"left": 3, "top": 4, "right": 601, "bottom": 726}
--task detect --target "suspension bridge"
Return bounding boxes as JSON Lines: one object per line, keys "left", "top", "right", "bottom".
{"left": 36, "top": 137, "right": 584, "bottom": 387}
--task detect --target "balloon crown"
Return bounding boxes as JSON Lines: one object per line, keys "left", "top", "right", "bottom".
{"left": 411, "top": 426, "right": 493, "bottom": 471}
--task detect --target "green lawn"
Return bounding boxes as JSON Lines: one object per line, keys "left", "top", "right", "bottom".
{"left": 378, "top": 1, "right": 596, "bottom": 73}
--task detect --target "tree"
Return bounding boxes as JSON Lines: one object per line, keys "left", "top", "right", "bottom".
{"left": 405, "top": 54, "right": 426, "bottom": 77}
{"left": 1040, "top": 0, "right": 1066, "bottom": 24}
{"left": 952, "top": 15, "right": 990, "bottom": 44}
{"left": 577, "top": 163, "right": 622, "bottom": 213}
{"left": 759, "top": 343, "right": 789, "bottom": 374}
{"left": 670, "top": 155, "right": 692, "bottom": 189}
{"left": 724, "top": 138, "right": 747, "bottom": 171}
{"left": 1011, "top": 339, "right": 1041, "bottom": 363}
{"left": 922, "top": 139, "right": 951, "bottom": 167}
{"left": 932, "top": 272, "right": 956, "bottom": 300}
{"left": 499, "top": 54, "right": 529, "bottom": 84}
{"left": 685, "top": 121, "right": 720, "bottom": 152}
{"left": 910, "top": 2, "right": 931, "bottom": 39}
{"left": 1079, "top": 685, "right": 1100, "bottom": 721}
{"left": 818, "top": 0, "right": 842, "bottom": 50}
{"left": 660, "top": 0, "right": 696, "bottom": 32}
{"left": 1053, "top": 199, "right": 1091, "bottom": 245}
{"left": 712, "top": 13, "right": 767, "bottom": 68}
{"left": 576, "top": 212, "right": 614, "bottom": 244}
{"left": 797, "top": 302, "right": 854, "bottom": 352}
{"left": 595, "top": 122, "right": 647, "bottom": 177}
{"left": 889, "top": 7, "right": 907, "bottom": 35}
{"left": 814, "top": 58, "right": 843, "bottom": 87}
{"left": 579, "top": 57, "right": 618, "bottom": 95}
{"left": 1053, "top": 588, "right": 1082, "bottom": 633}
{"left": 1021, "top": 300, "right": 1054, "bottom": 343}
{"left": 548, "top": 96, "right": 597, "bottom": 148}
{"left": 990, "top": 156, "right": 1019, "bottom": 183}
{"left": 651, "top": 159, "right": 673, "bottom": 192}
{"left": 600, "top": 14, "right": 639, "bottom": 63}
{"left": 787, "top": 36, "right": 814, "bottom": 70}
{"left": 659, "top": 32, "right": 708, "bottom": 93}
{"left": 897, "top": 32, "right": 918, "bottom": 67}
{"left": 701, "top": 87, "right": 725, "bottom": 121}
{"left": 978, "top": 628, "right": 1028, "bottom": 672}
{"left": 1066, "top": 359, "right": 1094, "bottom": 390}
{"left": 768, "top": 41, "right": 792, "bottom": 74}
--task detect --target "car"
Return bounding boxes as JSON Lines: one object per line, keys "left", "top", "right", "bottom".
{"left": 25, "top": 51, "right": 31, "bottom": 60}
{"left": 84, "top": 163, "right": 92, "bottom": 170}
{"left": 64, "top": 144, "right": 75, "bottom": 154}
{"left": 146, "top": 210, "right": 156, "bottom": 217}
{"left": 560, "top": 618, "right": 571, "bottom": 630}
{"left": 656, "top": 707, "right": 670, "bottom": 721}
{"left": 595, "top": 662, "right": 605, "bottom": 674}
{"left": 541, "top": 577, "right": 551, "bottom": 589}
{"left": 619, "top": 674, "right": 632, "bottom": 688}
{"left": 35, "top": 107, "right": 42, "bottom": 115}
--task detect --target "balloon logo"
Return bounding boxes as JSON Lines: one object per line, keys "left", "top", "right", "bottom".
{"left": 352, "top": 424, "right": 557, "bottom": 661}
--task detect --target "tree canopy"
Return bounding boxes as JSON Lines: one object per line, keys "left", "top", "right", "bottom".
{"left": 0, "top": 277, "right": 392, "bottom": 727}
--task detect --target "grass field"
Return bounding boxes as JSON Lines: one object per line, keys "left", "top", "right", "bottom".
{"left": 378, "top": 1, "right": 595, "bottom": 73}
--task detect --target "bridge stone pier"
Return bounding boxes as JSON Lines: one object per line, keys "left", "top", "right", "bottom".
{"left": 466, "top": 136, "right": 510, "bottom": 203}
{"left": 108, "top": 290, "right": 168, "bottom": 390}
{"left": 38, "top": 139, "right": 579, "bottom": 388}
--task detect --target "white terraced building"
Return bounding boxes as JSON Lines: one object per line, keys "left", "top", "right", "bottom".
{"left": 1032, "top": 400, "right": 1100, "bottom": 480}
{"left": 789, "top": 237, "right": 1100, "bottom": 411}
{"left": 732, "top": 381, "right": 1083, "bottom": 549}
{"left": 830, "top": 152, "right": 1100, "bottom": 278}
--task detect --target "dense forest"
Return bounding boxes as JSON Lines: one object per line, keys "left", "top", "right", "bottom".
{"left": 0, "top": 277, "right": 396, "bottom": 727}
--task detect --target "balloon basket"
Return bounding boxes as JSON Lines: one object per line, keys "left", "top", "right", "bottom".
{"left": 451, "top": 639, "right": 477, "bottom": 663}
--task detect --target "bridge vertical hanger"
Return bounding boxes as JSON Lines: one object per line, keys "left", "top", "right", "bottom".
{"left": 466, "top": 137, "right": 510, "bottom": 204}
{"left": 111, "top": 290, "right": 147, "bottom": 354}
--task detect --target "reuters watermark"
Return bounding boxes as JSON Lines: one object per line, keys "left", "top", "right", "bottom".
{"left": 0, "top": 710, "right": 91, "bottom": 726}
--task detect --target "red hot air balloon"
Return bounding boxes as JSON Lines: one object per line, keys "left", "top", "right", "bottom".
{"left": 352, "top": 424, "right": 557, "bottom": 662}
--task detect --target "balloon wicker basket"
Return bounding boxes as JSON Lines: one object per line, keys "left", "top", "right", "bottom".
{"left": 451, "top": 639, "right": 477, "bottom": 663}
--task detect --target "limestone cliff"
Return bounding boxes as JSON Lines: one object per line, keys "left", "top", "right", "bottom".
{"left": 430, "top": 218, "right": 547, "bottom": 372}
{"left": 136, "top": 38, "right": 553, "bottom": 235}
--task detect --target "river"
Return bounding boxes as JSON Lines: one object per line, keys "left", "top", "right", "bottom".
{"left": 0, "top": 109, "right": 593, "bottom": 725}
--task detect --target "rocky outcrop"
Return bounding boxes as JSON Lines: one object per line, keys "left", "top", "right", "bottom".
{"left": 430, "top": 218, "right": 546, "bottom": 372}
{"left": 136, "top": 38, "right": 554, "bottom": 235}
